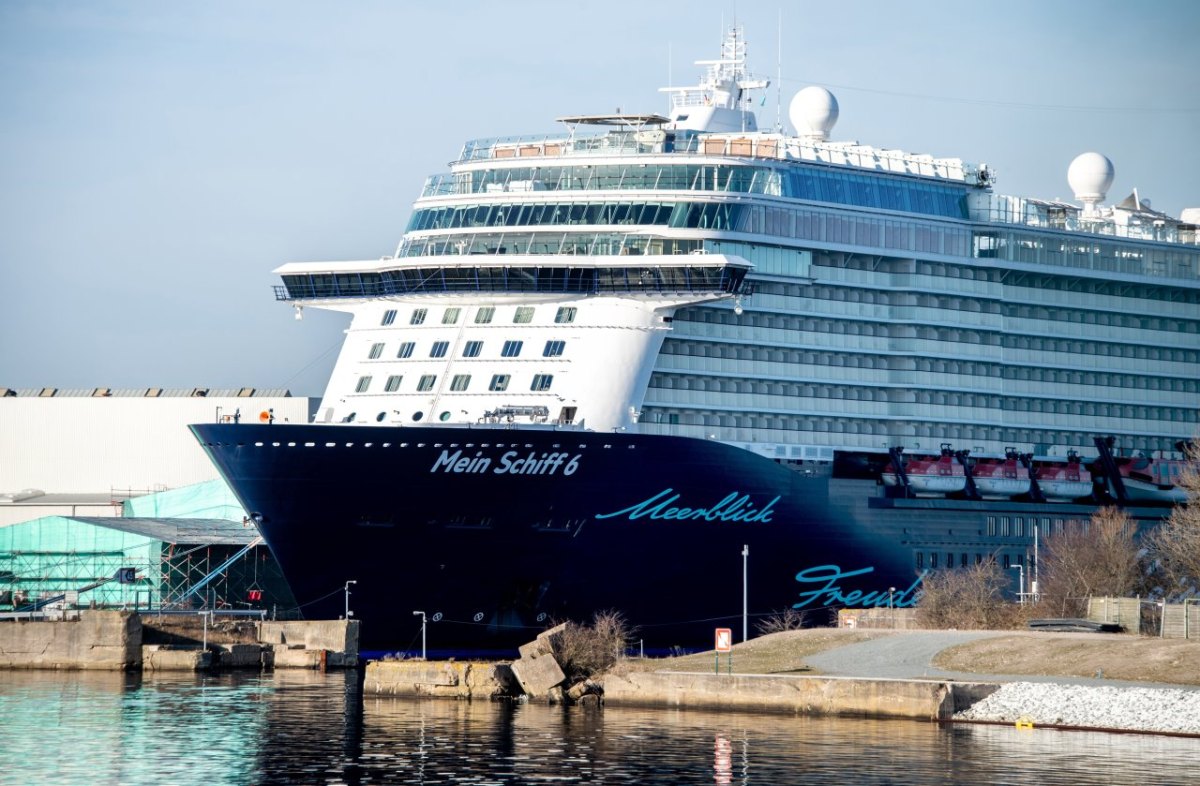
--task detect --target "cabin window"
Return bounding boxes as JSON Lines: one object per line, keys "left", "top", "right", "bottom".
{"left": 489, "top": 374, "right": 510, "bottom": 392}
{"left": 531, "top": 374, "right": 554, "bottom": 391}
{"left": 555, "top": 307, "right": 577, "bottom": 324}
{"left": 384, "top": 375, "right": 402, "bottom": 392}
{"left": 916, "top": 553, "right": 924, "bottom": 570}
{"left": 474, "top": 306, "right": 495, "bottom": 324}
{"left": 442, "top": 307, "right": 461, "bottom": 325}
{"left": 410, "top": 308, "right": 428, "bottom": 325}
{"left": 514, "top": 306, "right": 535, "bottom": 324}
{"left": 381, "top": 309, "right": 397, "bottom": 326}
{"left": 368, "top": 342, "right": 384, "bottom": 359}
{"left": 430, "top": 341, "right": 449, "bottom": 358}
{"left": 416, "top": 375, "right": 437, "bottom": 392}
{"left": 450, "top": 374, "right": 471, "bottom": 391}
{"left": 397, "top": 342, "right": 415, "bottom": 359}
{"left": 355, "top": 376, "right": 372, "bottom": 393}
{"left": 543, "top": 340, "right": 565, "bottom": 357}
{"left": 501, "top": 340, "right": 524, "bottom": 358}
{"left": 462, "top": 341, "right": 483, "bottom": 358}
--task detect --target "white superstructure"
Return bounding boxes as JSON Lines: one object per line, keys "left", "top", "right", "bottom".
{"left": 274, "top": 26, "right": 1199, "bottom": 460}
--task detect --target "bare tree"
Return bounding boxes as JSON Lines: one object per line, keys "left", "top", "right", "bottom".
{"left": 1037, "top": 506, "right": 1144, "bottom": 616}
{"left": 915, "top": 560, "right": 1024, "bottom": 630}
{"left": 1145, "top": 439, "right": 1200, "bottom": 598}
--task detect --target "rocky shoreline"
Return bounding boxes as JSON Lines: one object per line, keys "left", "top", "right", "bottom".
{"left": 952, "top": 681, "right": 1200, "bottom": 735}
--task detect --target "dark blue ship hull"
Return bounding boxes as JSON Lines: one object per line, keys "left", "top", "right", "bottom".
{"left": 188, "top": 423, "right": 923, "bottom": 652}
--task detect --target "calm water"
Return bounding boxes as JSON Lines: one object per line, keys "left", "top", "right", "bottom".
{"left": 0, "top": 670, "right": 1194, "bottom": 785}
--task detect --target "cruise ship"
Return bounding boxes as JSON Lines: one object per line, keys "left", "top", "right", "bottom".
{"left": 193, "top": 28, "right": 1198, "bottom": 652}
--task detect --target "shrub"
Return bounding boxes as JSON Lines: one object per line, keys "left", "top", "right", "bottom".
{"left": 915, "top": 560, "right": 1026, "bottom": 629}
{"left": 552, "top": 609, "right": 634, "bottom": 680}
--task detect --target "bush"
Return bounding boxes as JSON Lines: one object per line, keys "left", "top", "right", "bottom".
{"left": 915, "top": 560, "right": 1026, "bottom": 629}
{"left": 552, "top": 609, "right": 634, "bottom": 680}
{"left": 755, "top": 607, "right": 822, "bottom": 635}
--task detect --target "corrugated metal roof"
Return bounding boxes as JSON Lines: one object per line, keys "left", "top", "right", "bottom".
{"left": 69, "top": 516, "right": 261, "bottom": 545}
{"left": 0, "top": 387, "right": 293, "bottom": 398}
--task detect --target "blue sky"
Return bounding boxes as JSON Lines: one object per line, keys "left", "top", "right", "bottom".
{"left": 2, "top": 1, "right": 1197, "bottom": 397}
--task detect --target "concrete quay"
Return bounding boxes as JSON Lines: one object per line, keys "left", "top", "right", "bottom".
{"left": 0, "top": 610, "right": 359, "bottom": 671}
{"left": 601, "top": 670, "right": 998, "bottom": 721}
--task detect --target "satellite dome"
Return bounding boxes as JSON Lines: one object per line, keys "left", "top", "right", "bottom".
{"left": 789, "top": 86, "right": 839, "bottom": 141}
{"left": 1067, "top": 152, "right": 1115, "bottom": 203}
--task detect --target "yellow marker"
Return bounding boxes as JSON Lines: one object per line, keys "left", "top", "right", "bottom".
{"left": 1015, "top": 717, "right": 1035, "bottom": 730}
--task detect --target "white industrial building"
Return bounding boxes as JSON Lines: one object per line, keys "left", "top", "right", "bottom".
{"left": 0, "top": 387, "right": 311, "bottom": 526}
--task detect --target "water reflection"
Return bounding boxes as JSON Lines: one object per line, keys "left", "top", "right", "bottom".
{"left": 0, "top": 671, "right": 1194, "bottom": 786}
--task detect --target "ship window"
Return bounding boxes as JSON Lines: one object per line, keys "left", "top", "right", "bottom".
{"left": 930, "top": 553, "right": 938, "bottom": 569}
{"left": 555, "top": 306, "right": 577, "bottom": 324}
{"left": 514, "top": 306, "right": 535, "bottom": 324}
{"left": 381, "top": 309, "right": 397, "bottom": 326}
{"left": 430, "top": 341, "right": 449, "bottom": 358}
{"left": 385, "top": 375, "right": 402, "bottom": 392}
{"left": 368, "top": 342, "right": 384, "bottom": 359}
{"left": 450, "top": 374, "right": 471, "bottom": 391}
{"left": 417, "top": 375, "right": 437, "bottom": 392}
{"left": 916, "top": 552, "right": 924, "bottom": 570}
{"left": 355, "top": 376, "right": 372, "bottom": 393}
{"left": 501, "top": 340, "right": 524, "bottom": 357}
{"left": 531, "top": 374, "right": 554, "bottom": 391}
{"left": 489, "top": 374, "right": 510, "bottom": 392}
{"left": 442, "top": 307, "right": 461, "bottom": 324}
{"left": 397, "top": 342, "right": 415, "bottom": 359}
{"left": 1003, "top": 554, "right": 1011, "bottom": 569}
{"left": 475, "top": 307, "right": 495, "bottom": 324}
{"left": 412, "top": 411, "right": 423, "bottom": 421}
{"left": 410, "top": 308, "right": 428, "bottom": 325}
{"left": 462, "top": 341, "right": 483, "bottom": 358}
{"left": 960, "top": 554, "right": 968, "bottom": 568}
{"left": 376, "top": 412, "right": 386, "bottom": 422}
{"left": 543, "top": 340, "right": 565, "bottom": 357}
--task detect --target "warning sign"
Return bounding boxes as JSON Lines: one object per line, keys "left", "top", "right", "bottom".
{"left": 715, "top": 628, "right": 733, "bottom": 653}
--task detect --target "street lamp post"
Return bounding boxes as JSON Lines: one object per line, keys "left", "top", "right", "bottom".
{"left": 344, "top": 580, "right": 356, "bottom": 619}
{"left": 1011, "top": 564, "right": 1024, "bottom": 604}
{"left": 413, "top": 610, "right": 427, "bottom": 660}
{"left": 741, "top": 545, "right": 749, "bottom": 643}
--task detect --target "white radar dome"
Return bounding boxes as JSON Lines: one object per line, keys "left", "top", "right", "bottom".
{"left": 789, "top": 86, "right": 839, "bottom": 141}
{"left": 1067, "top": 152, "right": 1115, "bottom": 202}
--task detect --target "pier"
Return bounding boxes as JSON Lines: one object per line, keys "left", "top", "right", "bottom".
{"left": 0, "top": 610, "right": 358, "bottom": 671}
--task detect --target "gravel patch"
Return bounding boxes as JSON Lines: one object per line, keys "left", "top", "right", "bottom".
{"left": 955, "top": 682, "right": 1200, "bottom": 735}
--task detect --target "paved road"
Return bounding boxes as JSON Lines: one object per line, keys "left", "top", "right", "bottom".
{"left": 805, "top": 630, "right": 1188, "bottom": 688}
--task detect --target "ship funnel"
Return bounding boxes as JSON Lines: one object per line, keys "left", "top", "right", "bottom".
{"left": 1067, "top": 152, "right": 1114, "bottom": 219}
{"left": 789, "top": 86, "right": 839, "bottom": 142}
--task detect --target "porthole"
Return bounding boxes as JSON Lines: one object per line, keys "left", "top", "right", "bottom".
{"left": 376, "top": 412, "right": 386, "bottom": 422}
{"left": 439, "top": 411, "right": 451, "bottom": 422}
{"left": 412, "top": 411, "right": 424, "bottom": 422}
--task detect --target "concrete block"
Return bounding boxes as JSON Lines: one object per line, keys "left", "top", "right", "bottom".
{"left": 142, "top": 646, "right": 211, "bottom": 671}
{"left": 364, "top": 660, "right": 508, "bottom": 699}
{"left": 0, "top": 611, "right": 141, "bottom": 670}
{"left": 217, "top": 643, "right": 266, "bottom": 669}
{"left": 510, "top": 651, "right": 565, "bottom": 697}
{"left": 271, "top": 646, "right": 326, "bottom": 670}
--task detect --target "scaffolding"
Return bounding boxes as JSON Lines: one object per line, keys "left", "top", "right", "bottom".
{"left": 0, "top": 516, "right": 298, "bottom": 617}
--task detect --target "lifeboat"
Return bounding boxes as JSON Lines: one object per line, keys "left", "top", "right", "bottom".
{"left": 881, "top": 444, "right": 966, "bottom": 497}
{"left": 971, "top": 448, "right": 1032, "bottom": 499}
{"left": 1117, "top": 455, "right": 1191, "bottom": 504}
{"left": 1031, "top": 450, "right": 1093, "bottom": 502}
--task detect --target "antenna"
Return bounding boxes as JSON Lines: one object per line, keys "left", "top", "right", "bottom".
{"left": 776, "top": 9, "right": 783, "bottom": 133}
